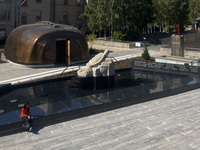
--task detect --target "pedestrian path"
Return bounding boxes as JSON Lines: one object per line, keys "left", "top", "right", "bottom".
{"left": 0, "top": 88, "right": 200, "bottom": 150}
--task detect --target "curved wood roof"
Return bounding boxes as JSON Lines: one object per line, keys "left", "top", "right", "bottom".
{"left": 5, "top": 22, "right": 88, "bottom": 64}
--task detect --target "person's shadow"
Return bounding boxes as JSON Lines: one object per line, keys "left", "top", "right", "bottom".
{"left": 32, "top": 126, "right": 44, "bottom": 135}
{"left": 30, "top": 115, "right": 45, "bottom": 135}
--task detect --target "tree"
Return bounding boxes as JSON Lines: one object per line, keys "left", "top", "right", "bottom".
{"left": 87, "top": 33, "right": 97, "bottom": 50}
{"left": 189, "top": 0, "right": 200, "bottom": 22}
{"left": 132, "top": 0, "right": 154, "bottom": 32}
{"left": 97, "top": 0, "right": 110, "bottom": 38}
{"left": 142, "top": 45, "right": 150, "bottom": 60}
{"left": 109, "top": 0, "right": 123, "bottom": 34}
{"left": 80, "top": 0, "right": 100, "bottom": 33}
{"left": 153, "top": 0, "right": 189, "bottom": 32}
{"left": 81, "top": 0, "right": 154, "bottom": 37}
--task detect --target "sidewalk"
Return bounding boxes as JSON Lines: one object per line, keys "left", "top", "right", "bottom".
{"left": 0, "top": 88, "right": 200, "bottom": 149}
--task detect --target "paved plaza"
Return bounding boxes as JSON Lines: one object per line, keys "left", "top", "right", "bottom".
{"left": 0, "top": 88, "right": 200, "bottom": 149}
{"left": 2, "top": 44, "right": 198, "bottom": 149}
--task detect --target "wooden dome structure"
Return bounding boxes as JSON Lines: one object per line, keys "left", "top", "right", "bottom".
{"left": 5, "top": 21, "right": 89, "bottom": 65}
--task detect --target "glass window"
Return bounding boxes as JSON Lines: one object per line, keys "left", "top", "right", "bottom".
{"left": 77, "top": 0, "right": 81, "bottom": 6}
{"left": 21, "top": 0, "right": 27, "bottom": 7}
{"left": 77, "top": 11, "right": 80, "bottom": 20}
{"left": 0, "top": 10, "right": 6, "bottom": 20}
{"left": 7, "top": 10, "right": 10, "bottom": 20}
{"left": 21, "top": 15, "right": 27, "bottom": 25}
{"left": 36, "top": 10, "right": 42, "bottom": 20}
{"left": 36, "top": 0, "right": 41, "bottom": 3}
{"left": 63, "top": 12, "right": 68, "bottom": 20}
{"left": 0, "top": 0, "right": 7, "bottom": 2}
{"left": 0, "top": 30, "right": 6, "bottom": 42}
{"left": 64, "top": 0, "right": 68, "bottom": 5}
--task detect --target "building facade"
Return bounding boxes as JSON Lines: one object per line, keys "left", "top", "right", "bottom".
{"left": 0, "top": 0, "right": 13, "bottom": 42}
{"left": 0, "top": 0, "right": 87, "bottom": 42}
{"left": 50, "top": 0, "right": 87, "bottom": 29}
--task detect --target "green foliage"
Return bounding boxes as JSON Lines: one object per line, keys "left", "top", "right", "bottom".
{"left": 86, "top": 33, "right": 97, "bottom": 50}
{"left": 86, "top": 33, "right": 97, "bottom": 42}
{"left": 163, "top": 25, "right": 185, "bottom": 33}
{"left": 81, "top": 0, "right": 154, "bottom": 37}
{"left": 111, "top": 31, "right": 126, "bottom": 41}
{"left": 163, "top": 25, "right": 174, "bottom": 33}
{"left": 81, "top": 0, "right": 192, "bottom": 38}
{"left": 189, "top": 0, "right": 200, "bottom": 22}
{"left": 111, "top": 31, "right": 140, "bottom": 41}
{"left": 142, "top": 45, "right": 150, "bottom": 60}
{"left": 153, "top": 0, "right": 189, "bottom": 28}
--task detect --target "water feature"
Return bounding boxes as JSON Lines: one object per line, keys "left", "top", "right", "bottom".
{"left": 0, "top": 69, "right": 199, "bottom": 125}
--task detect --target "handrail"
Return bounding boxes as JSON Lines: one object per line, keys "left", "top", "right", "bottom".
{"left": 61, "top": 66, "right": 69, "bottom": 75}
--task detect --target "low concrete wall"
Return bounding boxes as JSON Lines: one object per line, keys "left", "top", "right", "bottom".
{"left": 160, "top": 47, "right": 200, "bottom": 58}
{"left": 160, "top": 47, "right": 171, "bottom": 55}
{"left": 89, "top": 40, "right": 137, "bottom": 48}
{"left": 185, "top": 48, "right": 200, "bottom": 58}
{"left": 132, "top": 60, "right": 200, "bottom": 75}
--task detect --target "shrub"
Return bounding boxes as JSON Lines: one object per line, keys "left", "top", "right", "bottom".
{"left": 163, "top": 25, "right": 175, "bottom": 33}
{"left": 142, "top": 45, "right": 150, "bottom": 60}
{"left": 111, "top": 31, "right": 126, "bottom": 41}
{"left": 86, "top": 33, "right": 97, "bottom": 50}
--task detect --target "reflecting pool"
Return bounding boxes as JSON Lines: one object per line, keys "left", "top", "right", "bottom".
{"left": 0, "top": 70, "right": 199, "bottom": 125}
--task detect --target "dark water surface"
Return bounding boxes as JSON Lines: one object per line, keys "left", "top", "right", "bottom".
{"left": 0, "top": 70, "right": 199, "bottom": 125}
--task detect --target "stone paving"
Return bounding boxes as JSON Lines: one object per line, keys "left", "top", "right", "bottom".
{"left": 0, "top": 88, "right": 200, "bottom": 149}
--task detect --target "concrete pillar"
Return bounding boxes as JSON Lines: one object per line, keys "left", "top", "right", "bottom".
{"left": 171, "top": 35, "right": 184, "bottom": 57}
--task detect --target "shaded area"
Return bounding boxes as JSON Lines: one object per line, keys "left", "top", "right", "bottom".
{"left": 0, "top": 70, "right": 198, "bottom": 127}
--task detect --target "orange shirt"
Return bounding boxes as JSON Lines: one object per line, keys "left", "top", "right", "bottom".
{"left": 21, "top": 108, "right": 29, "bottom": 117}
